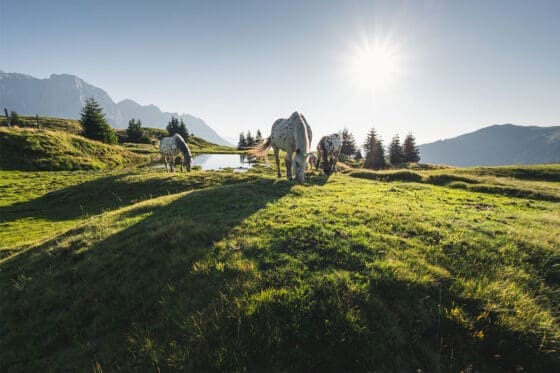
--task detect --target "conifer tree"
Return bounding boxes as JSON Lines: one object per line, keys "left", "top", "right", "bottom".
{"left": 363, "top": 128, "right": 386, "bottom": 169}
{"left": 402, "top": 133, "right": 420, "bottom": 163}
{"left": 178, "top": 118, "right": 190, "bottom": 140}
{"left": 238, "top": 132, "right": 247, "bottom": 149}
{"left": 340, "top": 128, "right": 357, "bottom": 157}
{"left": 256, "top": 129, "right": 263, "bottom": 143}
{"left": 166, "top": 116, "right": 180, "bottom": 137}
{"left": 80, "top": 98, "right": 117, "bottom": 144}
{"left": 389, "top": 134, "right": 404, "bottom": 166}
{"left": 127, "top": 118, "right": 150, "bottom": 143}
{"left": 373, "top": 140, "right": 387, "bottom": 169}
{"left": 246, "top": 131, "right": 255, "bottom": 147}
{"left": 354, "top": 149, "right": 363, "bottom": 161}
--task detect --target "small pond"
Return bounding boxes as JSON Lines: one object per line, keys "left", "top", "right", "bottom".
{"left": 151, "top": 153, "right": 258, "bottom": 172}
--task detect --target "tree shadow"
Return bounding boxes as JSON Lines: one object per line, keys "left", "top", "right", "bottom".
{"left": 0, "top": 178, "right": 294, "bottom": 371}
{"left": 1, "top": 177, "right": 557, "bottom": 371}
{"left": 0, "top": 172, "right": 263, "bottom": 224}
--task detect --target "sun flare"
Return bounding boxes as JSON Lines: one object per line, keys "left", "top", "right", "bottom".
{"left": 347, "top": 39, "right": 402, "bottom": 91}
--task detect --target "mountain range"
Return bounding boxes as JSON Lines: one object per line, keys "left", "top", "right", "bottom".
{"left": 419, "top": 124, "right": 560, "bottom": 166}
{"left": 0, "top": 71, "right": 230, "bottom": 146}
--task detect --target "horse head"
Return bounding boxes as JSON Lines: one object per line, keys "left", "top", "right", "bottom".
{"left": 294, "top": 149, "right": 308, "bottom": 184}
{"left": 184, "top": 152, "right": 193, "bottom": 172}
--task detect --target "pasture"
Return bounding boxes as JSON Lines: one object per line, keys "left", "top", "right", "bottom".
{"left": 1, "top": 164, "right": 559, "bottom": 371}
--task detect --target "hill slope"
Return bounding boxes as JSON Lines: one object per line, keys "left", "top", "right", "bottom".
{"left": 0, "top": 127, "right": 147, "bottom": 170}
{"left": 0, "top": 70, "right": 230, "bottom": 145}
{"left": 0, "top": 168, "right": 559, "bottom": 371}
{"left": 419, "top": 124, "right": 560, "bottom": 166}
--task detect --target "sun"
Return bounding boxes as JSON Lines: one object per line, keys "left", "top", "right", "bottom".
{"left": 347, "top": 39, "right": 401, "bottom": 92}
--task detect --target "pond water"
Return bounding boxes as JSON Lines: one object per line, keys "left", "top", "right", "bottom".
{"left": 151, "top": 153, "right": 257, "bottom": 171}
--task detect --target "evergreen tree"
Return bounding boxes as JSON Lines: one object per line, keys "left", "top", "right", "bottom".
{"left": 354, "top": 149, "right": 363, "bottom": 161}
{"left": 10, "top": 111, "right": 20, "bottom": 126}
{"left": 246, "top": 131, "right": 255, "bottom": 147}
{"left": 178, "top": 118, "right": 190, "bottom": 140}
{"left": 166, "top": 116, "right": 181, "bottom": 137}
{"left": 402, "top": 133, "right": 420, "bottom": 163}
{"left": 389, "top": 134, "right": 404, "bottom": 166}
{"left": 340, "top": 128, "right": 357, "bottom": 157}
{"left": 373, "top": 140, "right": 387, "bottom": 169}
{"left": 363, "top": 128, "right": 378, "bottom": 169}
{"left": 256, "top": 129, "right": 263, "bottom": 143}
{"left": 127, "top": 118, "right": 150, "bottom": 143}
{"left": 238, "top": 132, "right": 247, "bottom": 149}
{"left": 363, "top": 128, "right": 385, "bottom": 169}
{"left": 80, "top": 98, "right": 117, "bottom": 144}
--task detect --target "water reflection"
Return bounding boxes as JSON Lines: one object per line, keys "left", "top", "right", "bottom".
{"left": 152, "top": 153, "right": 259, "bottom": 171}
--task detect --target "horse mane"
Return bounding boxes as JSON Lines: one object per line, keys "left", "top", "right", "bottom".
{"left": 174, "top": 134, "right": 192, "bottom": 159}
{"left": 293, "top": 112, "right": 310, "bottom": 155}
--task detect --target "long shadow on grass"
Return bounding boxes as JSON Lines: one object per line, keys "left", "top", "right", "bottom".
{"left": 0, "top": 178, "right": 294, "bottom": 371}
{"left": 0, "top": 171, "right": 263, "bottom": 223}
{"left": 350, "top": 171, "right": 560, "bottom": 201}
{"left": 1, "top": 175, "right": 557, "bottom": 371}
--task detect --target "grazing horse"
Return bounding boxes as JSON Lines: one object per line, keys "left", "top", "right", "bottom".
{"left": 159, "top": 134, "right": 193, "bottom": 172}
{"left": 317, "top": 133, "right": 342, "bottom": 175}
{"left": 248, "top": 111, "right": 312, "bottom": 184}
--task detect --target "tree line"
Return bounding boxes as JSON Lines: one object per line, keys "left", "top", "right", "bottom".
{"left": 339, "top": 127, "right": 420, "bottom": 169}
{"left": 77, "top": 98, "right": 192, "bottom": 145}
{"left": 238, "top": 130, "right": 263, "bottom": 149}
{"left": 237, "top": 126, "right": 419, "bottom": 168}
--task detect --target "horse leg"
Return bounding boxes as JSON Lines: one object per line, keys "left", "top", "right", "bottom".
{"left": 163, "top": 156, "right": 169, "bottom": 172}
{"left": 285, "top": 153, "right": 293, "bottom": 181}
{"left": 180, "top": 156, "right": 183, "bottom": 172}
{"left": 171, "top": 156, "right": 175, "bottom": 172}
{"left": 274, "top": 147, "right": 281, "bottom": 178}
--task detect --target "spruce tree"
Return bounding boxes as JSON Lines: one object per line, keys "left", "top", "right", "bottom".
{"left": 127, "top": 118, "right": 150, "bottom": 143}
{"left": 256, "top": 129, "right": 263, "bottom": 143}
{"left": 354, "top": 149, "right": 363, "bottom": 161}
{"left": 340, "top": 128, "right": 357, "bottom": 157}
{"left": 178, "top": 118, "right": 190, "bottom": 140}
{"left": 373, "top": 140, "right": 387, "bottom": 169}
{"left": 389, "top": 134, "right": 404, "bottom": 166}
{"left": 403, "top": 133, "right": 420, "bottom": 163}
{"left": 363, "top": 128, "right": 386, "bottom": 169}
{"left": 246, "top": 131, "right": 255, "bottom": 147}
{"left": 80, "top": 98, "right": 117, "bottom": 144}
{"left": 166, "top": 116, "right": 180, "bottom": 137}
{"left": 238, "top": 132, "right": 247, "bottom": 149}
{"left": 363, "top": 128, "right": 378, "bottom": 169}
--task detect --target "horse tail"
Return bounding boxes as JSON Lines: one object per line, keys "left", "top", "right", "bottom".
{"left": 247, "top": 137, "right": 272, "bottom": 157}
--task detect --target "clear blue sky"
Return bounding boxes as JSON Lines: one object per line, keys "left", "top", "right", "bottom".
{"left": 1, "top": 0, "right": 559, "bottom": 145}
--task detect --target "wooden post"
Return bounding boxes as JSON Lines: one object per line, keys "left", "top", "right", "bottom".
{"left": 36, "top": 114, "right": 40, "bottom": 130}
{"left": 3, "top": 108, "right": 11, "bottom": 128}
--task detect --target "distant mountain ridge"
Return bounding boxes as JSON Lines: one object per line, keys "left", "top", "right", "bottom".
{"left": 0, "top": 70, "right": 231, "bottom": 146}
{"left": 419, "top": 124, "right": 560, "bottom": 166}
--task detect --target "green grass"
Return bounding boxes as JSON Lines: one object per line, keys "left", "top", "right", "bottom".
{"left": 0, "top": 115, "right": 82, "bottom": 133}
{"left": 0, "top": 127, "right": 148, "bottom": 171}
{"left": 0, "top": 166, "right": 559, "bottom": 371}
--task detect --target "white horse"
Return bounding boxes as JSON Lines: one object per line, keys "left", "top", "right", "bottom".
{"left": 248, "top": 111, "right": 312, "bottom": 184}
{"left": 159, "top": 134, "right": 193, "bottom": 172}
{"left": 317, "top": 133, "right": 342, "bottom": 175}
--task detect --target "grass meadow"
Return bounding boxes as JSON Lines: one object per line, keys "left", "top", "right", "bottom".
{"left": 1, "top": 163, "right": 559, "bottom": 371}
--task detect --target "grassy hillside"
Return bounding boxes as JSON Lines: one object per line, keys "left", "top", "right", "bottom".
{"left": 0, "top": 115, "right": 82, "bottom": 133}
{"left": 0, "top": 127, "right": 147, "bottom": 171}
{"left": 118, "top": 127, "right": 238, "bottom": 155}
{"left": 0, "top": 165, "right": 559, "bottom": 371}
